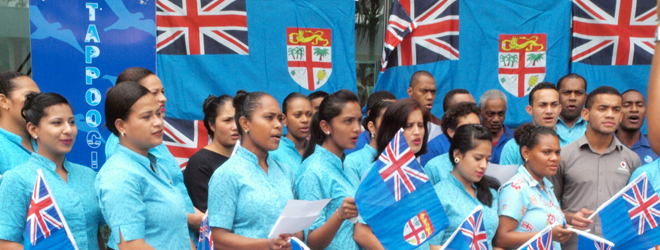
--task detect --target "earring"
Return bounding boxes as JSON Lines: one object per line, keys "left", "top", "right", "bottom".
{"left": 454, "top": 157, "right": 459, "bottom": 163}
{"left": 326, "top": 131, "right": 330, "bottom": 135}
{"left": 33, "top": 135, "right": 38, "bottom": 139}
{"left": 524, "top": 158, "right": 529, "bottom": 162}
{"left": 371, "top": 133, "right": 375, "bottom": 138}
{"left": 121, "top": 132, "right": 125, "bottom": 137}
{"left": 246, "top": 130, "right": 249, "bottom": 134}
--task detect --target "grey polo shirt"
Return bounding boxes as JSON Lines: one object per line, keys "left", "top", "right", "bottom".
{"left": 549, "top": 135, "right": 641, "bottom": 250}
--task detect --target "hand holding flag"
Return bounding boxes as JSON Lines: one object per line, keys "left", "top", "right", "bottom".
{"left": 439, "top": 205, "right": 488, "bottom": 250}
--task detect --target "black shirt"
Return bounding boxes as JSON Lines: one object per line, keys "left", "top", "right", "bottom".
{"left": 183, "top": 148, "right": 229, "bottom": 212}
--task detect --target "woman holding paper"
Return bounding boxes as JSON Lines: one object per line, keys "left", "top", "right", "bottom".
{"left": 494, "top": 124, "right": 572, "bottom": 249}
{"left": 0, "top": 71, "right": 40, "bottom": 175}
{"left": 296, "top": 90, "right": 363, "bottom": 250}
{"left": 207, "top": 90, "right": 300, "bottom": 250}
{"left": 344, "top": 100, "right": 392, "bottom": 182}
{"left": 427, "top": 124, "right": 500, "bottom": 249}
{"left": 0, "top": 93, "right": 104, "bottom": 250}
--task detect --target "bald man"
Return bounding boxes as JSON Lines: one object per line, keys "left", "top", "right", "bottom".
{"left": 407, "top": 70, "right": 443, "bottom": 141}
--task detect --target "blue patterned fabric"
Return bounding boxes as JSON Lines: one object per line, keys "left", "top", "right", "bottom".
{"left": 344, "top": 144, "right": 377, "bottom": 182}
{"left": 270, "top": 136, "right": 303, "bottom": 175}
{"left": 96, "top": 144, "right": 191, "bottom": 250}
{"left": 419, "top": 134, "right": 451, "bottom": 166}
{"left": 424, "top": 153, "right": 453, "bottom": 185}
{"left": 207, "top": 146, "right": 296, "bottom": 239}
{"left": 296, "top": 145, "right": 360, "bottom": 250}
{"left": 0, "top": 127, "right": 36, "bottom": 175}
{"left": 629, "top": 158, "right": 660, "bottom": 188}
{"left": 429, "top": 174, "right": 499, "bottom": 248}
{"left": 498, "top": 165, "right": 565, "bottom": 250}
{"left": 0, "top": 153, "right": 103, "bottom": 249}
{"left": 555, "top": 117, "right": 587, "bottom": 145}
{"left": 499, "top": 133, "right": 571, "bottom": 166}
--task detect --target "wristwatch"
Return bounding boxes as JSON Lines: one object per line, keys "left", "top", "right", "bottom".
{"left": 656, "top": 26, "right": 660, "bottom": 43}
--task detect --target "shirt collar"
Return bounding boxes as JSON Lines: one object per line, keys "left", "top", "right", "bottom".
{"left": 115, "top": 144, "right": 158, "bottom": 171}
{"left": 29, "top": 153, "right": 74, "bottom": 172}
{"left": 236, "top": 146, "right": 259, "bottom": 165}
{"left": 634, "top": 134, "right": 651, "bottom": 148}
{"left": 280, "top": 137, "right": 296, "bottom": 150}
{"left": 576, "top": 134, "right": 624, "bottom": 153}
{"left": 314, "top": 144, "right": 344, "bottom": 169}
{"left": 0, "top": 126, "right": 22, "bottom": 145}
{"left": 557, "top": 116, "right": 585, "bottom": 127}
{"left": 517, "top": 165, "right": 554, "bottom": 189}
{"left": 499, "top": 126, "right": 515, "bottom": 143}
{"left": 363, "top": 144, "right": 377, "bottom": 156}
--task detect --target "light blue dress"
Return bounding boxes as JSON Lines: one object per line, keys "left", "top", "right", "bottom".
{"left": 207, "top": 146, "right": 296, "bottom": 239}
{"left": 344, "top": 144, "right": 377, "bottom": 182}
{"left": 105, "top": 134, "right": 194, "bottom": 213}
{"left": 96, "top": 145, "right": 191, "bottom": 250}
{"left": 270, "top": 136, "right": 303, "bottom": 175}
{"left": 556, "top": 117, "right": 587, "bottom": 145}
{"left": 629, "top": 158, "right": 660, "bottom": 188}
{"left": 498, "top": 165, "right": 565, "bottom": 250}
{"left": 424, "top": 153, "right": 453, "bottom": 185}
{"left": 0, "top": 127, "right": 36, "bottom": 175}
{"left": 429, "top": 174, "right": 499, "bottom": 248}
{"left": 296, "top": 145, "right": 361, "bottom": 250}
{"left": 0, "top": 153, "right": 103, "bottom": 249}
{"left": 499, "top": 133, "right": 571, "bottom": 166}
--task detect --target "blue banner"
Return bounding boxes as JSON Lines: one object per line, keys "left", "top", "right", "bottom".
{"left": 29, "top": 0, "right": 156, "bottom": 170}
{"left": 156, "top": 0, "right": 357, "bottom": 120}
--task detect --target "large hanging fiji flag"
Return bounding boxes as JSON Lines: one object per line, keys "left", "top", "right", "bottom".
{"left": 24, "top": 170, "right": 78, "bottom": 250}
{"left": 593, "top": 173, "right": 660, "bottom": 250}
{"left": 571, "top": 0, "right": 657, "bottom": 94}
{"left": 355, "top": 129, "right": 448, "bottom": 250}
{"left": 156, "top": 0, "right": 356, "bottom": 121}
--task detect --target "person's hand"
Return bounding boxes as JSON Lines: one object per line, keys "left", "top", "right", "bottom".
{"left": 570, "top": 208, "right": 594, "bottom": 230}
{"left": 337, "top": 197, "right": 359, "bottom": 220}
{"left": 551, "top": 225, "right": 573, "bottom": 243}
{"left": 268, "top": 235, "right": 292, "bottom": 250}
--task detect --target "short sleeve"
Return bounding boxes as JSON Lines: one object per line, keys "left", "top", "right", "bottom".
{"left": 497, "top": 182, "right": 526, "bottom": 221}
{"left": 96, "top": 169, "right": 147, "bottom": 242}
{"left": 296, "top": 171, "right": 326, "bottom": 230}
{"left": 499, "top": 141, "right": 521, "bottom": 166}
{"left": 0, "top": 172, "right": 29, "bottom": 242}
{"left": 207, "top": 170, "right": 238, "bottom": 230}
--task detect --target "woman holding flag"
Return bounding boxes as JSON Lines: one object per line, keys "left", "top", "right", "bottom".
{"left": 428, "top": 124, "right": 500, "bottom": 249}
{"left": 495, "top": 124, "right": 572, "bottom": 249}
{"left": 344, "top": 100, "right": 392, "bottom": 182}
{"left": 0, "top": 93, "right": 104, "bottom": 249}
{"left": 96, "top": 82, "right": 193, "bottom": 249}
{"left": 207, "top": 90, "right": 300, "bottom": 250}
{"left": 296, "top": 90, "right": 363, "bottom": 250}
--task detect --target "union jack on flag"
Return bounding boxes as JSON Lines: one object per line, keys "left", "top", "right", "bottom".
{"left": 24, "top": 169, "right": 77, "bottom": 249}
{"left": 377, "top": 128, "right": 429, "bottom": 201}
{"left": 380, "top": 0, "right": 459, "bottom": 72}
{"left": 571, "top": 0, "right": 658, "bottom": 65}
{"left": 518, "top": 225, "right": 553, "bottom": 250}
{"left": 622, "top": 174, "right": 660, "bottom": 235}
{"left": 156, "top": 0, "right": 249, "bottom": 55}
{"left": 163, "top": 117, "right": 210, "bottom": 171}
{"left": 458, "top": 207, "right": 488, "bottom": 250}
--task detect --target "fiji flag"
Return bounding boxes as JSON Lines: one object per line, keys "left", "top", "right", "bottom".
{"left": 355, "top": 129, "right": 448, "bottom": 250}
{"left": 197, "top": 213, "right": 213, "bottom": 250}
{"left": 290, "top": 237, "right": 310, "bottom": 250}
{"left": 440, "top": 206, "right": 488, "bottom": 250}
{"left": 24, "top": 169, "right": 77, "bottom": 250}
{"left": 567, "top": 228, "right": 614, "bottom": 250}
{"left": 597, "top": 173, "right": 660, "bottom": 250}
{"left": 516, "top": 225, "right": 553, "bottom": 250}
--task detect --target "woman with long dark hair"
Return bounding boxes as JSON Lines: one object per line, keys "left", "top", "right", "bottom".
{"left": 428, "top": 124, "right": 499, "bottom": 249}
{"left": 270, "top": 92, "right": 312, "bottom": 174}
{"left": 296, "top": 90, "right": 363, "bottom": 250}
{"left": 207, "top": 90, "right": 300, "bottom": 249}
{"left": 344, "top": 100, "right": 392, "bottom": 182}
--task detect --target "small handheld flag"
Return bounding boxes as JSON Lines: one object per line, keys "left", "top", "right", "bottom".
{"left": 24, "top": 169, "right": 78, "bottom": 250}
{"left": 440, "top": 205, "right": 489, "bottom": 250}
{"left": 590, "top": 173, "right": 660, "bottom": 249}
{"left": 197, "top": 213, "right": 213, "bottom": 250}
{"left": 516, "top": 225, "right": 553, "bottom": 250}
{"left": 567, "top": 228, "right": 613, "bottom": 250}
{"left": 290, "top": 237, "right": 310, "bottom": 250}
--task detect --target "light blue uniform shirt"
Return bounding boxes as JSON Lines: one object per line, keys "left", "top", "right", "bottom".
{"left": 0, "top": 153, "right": 103, "bottom": 249}
{"left": 96, "top": 145, "right": 191, "bottom": 250}
{"left": 499, "top": 131, "right": 572, "bottom": 166}
{"left": 629, "top": 158, "right": 660, "bottom": 188}
{"left": 424, "top": 153, "right": 453, "bottom": 185}
{"left": 429, "top": 174, "right": 499, "bottom": 248}
{"left": 556, "top": 117, "right": 587, "bottom": 145}
{"left": 207, "top": 146, "right": 296, "bottom": 239}
{"left": 270, "top": 136, "right": 303, "bottom": 175}
{"left": 105, "top": 134, "right": 194, "bottom": 213}
{"left": 498, "top": 166, "right": 565, "bottom": 250}
{"left": 296, "top": 145, "right": 360, "bottom": 250}
{"left": 0, "top": 127, "right": 37, "bottom": 175}
{"left": 344, "top": 144, "right": 377, "bottom": 182}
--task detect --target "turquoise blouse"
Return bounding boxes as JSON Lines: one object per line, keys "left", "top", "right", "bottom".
{"left": 296, "top": 145, "right": 361, "bottom": 250}
{"left": 498, "top": 165, "right": 565, "bottom": 250}
{"left": 105, "top": 134, "right": 194, "bottom": 213}
{"left": 424, "top": 153, "right": 453, "bottom": 185}
{"left": 344, "top": 144, "right": 377, "bottom": 182}
{"left": 270, "top": 136, "right": 303, "bottom": 175}
{"left": 96, "top": 145, "right": 191, "bottom": 250}
{"left": 207, "top": 146, "right": 296, "bottom": 239}
{"left": 0, "top": 127, "right": 36, "bottom": 175}
{"left": 429, "top": 174, "right": 499, "bottom": 248}
{"left": 0, "top": 153, "right": 103, "bottom": 250}
{"left": 629, "top": 158, "right": 660, "bottom": 188}
{"left": 499, "top": 135, "right": 571, "bottom": 166}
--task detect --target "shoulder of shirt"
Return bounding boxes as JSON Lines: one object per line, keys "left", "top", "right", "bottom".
{"left": 68, "top": 161, "right": 98, "bottom": 176}
{"left": 499, "top": 173, "right": 529, "bottom": 189}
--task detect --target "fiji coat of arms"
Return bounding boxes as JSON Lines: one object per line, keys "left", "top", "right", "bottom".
{"left": 498, "top": 34, "right": 547, "bottom": 97}
{"left": 287, "top": 28, "right": 332, "bottom": 90}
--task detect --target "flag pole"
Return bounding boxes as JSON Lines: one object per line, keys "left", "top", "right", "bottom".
{"left": 567, "top": 228, "right": 614, "bottom": 246}
{"left": 586, "top": 172, "right": 647, "bottom": 220}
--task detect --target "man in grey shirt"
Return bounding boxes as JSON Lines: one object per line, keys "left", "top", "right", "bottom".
{"left": 550, "top": 86, "right": 641, "bottom": 250}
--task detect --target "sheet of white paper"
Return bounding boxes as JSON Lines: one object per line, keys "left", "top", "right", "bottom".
{"left": 268, "top": 199, "right": 331, "bottom": 238}
{"left": 485, "top": 163, "right": 518, "bottom": 184}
